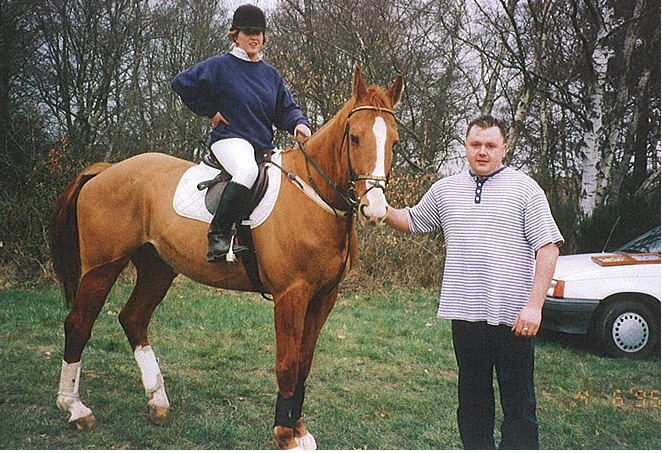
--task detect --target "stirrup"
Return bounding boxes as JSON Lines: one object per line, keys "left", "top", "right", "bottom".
{"left": 207, "top": 231, "right": 249, "bottom": 263}
{"left": 226, "top": 235, "right": 236, "bottom": 262}
{"left": 226, "top": 234, "right": 250, "bottom": 262}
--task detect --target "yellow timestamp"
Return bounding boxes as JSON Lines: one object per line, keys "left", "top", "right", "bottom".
{"left": 572, "top": 389, "right": 660, "bottom": 408}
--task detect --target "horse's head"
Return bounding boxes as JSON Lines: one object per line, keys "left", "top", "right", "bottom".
{"left": 346, "top": 67, "right": 404, "bottom": 225}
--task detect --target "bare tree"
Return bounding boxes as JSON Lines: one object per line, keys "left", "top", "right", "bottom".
{"left": 566, "top": 0, "right": 659, "bottom": 216}
{"left": 269, "top": 0, "right": 470, "bottom": 172}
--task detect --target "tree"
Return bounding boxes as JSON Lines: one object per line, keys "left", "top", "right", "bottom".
{"left": 26, "top": 0, "right": 147, "bottom": 163}
{"left": 1, "top": 0, "right": 659, "bottom": 279}
{"left": 269, "top": 0, "right": 471, "bottom": 172}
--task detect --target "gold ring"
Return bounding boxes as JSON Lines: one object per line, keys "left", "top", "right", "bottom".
{"left": 523, "top": 327, "right": 529, "bottom": 332}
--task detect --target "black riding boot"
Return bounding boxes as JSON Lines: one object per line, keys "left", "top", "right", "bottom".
{"left": 207, "top": 181, "right": 252, "bottom": 262}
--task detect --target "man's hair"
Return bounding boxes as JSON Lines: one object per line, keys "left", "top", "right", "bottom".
{"left": 466, "top": 115, "right": 508, "bottom": 142}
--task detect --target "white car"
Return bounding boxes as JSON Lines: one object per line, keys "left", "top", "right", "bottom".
{"left": 543, "top": 226, "right": 660, "bottom": 358}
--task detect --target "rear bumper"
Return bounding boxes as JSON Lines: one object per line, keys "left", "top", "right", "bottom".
{"left": 542, "top": 296, "right": 600, "bottom": 335}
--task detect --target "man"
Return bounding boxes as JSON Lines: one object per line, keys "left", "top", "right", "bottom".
{"left": 385, "top": 115, "right": 563, "bottom": 449}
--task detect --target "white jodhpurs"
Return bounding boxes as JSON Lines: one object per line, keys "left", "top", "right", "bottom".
{"left": 211, "top": 138, "right": 258, "bottom": 189}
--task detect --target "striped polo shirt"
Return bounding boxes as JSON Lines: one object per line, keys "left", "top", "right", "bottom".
{"left": 406, "top": 167, "right": 564, "bottom": 326}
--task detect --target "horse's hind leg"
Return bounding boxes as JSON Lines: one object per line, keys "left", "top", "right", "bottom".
{"left": 119, "top": 244, "right": 177, "bottom": 425}
{"left": 58, "top": 259, "right": 128, "bottom": 429}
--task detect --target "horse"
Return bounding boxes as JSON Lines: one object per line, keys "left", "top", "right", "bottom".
{"left": 49, "top": 66, "right": 403, "bottom": 449}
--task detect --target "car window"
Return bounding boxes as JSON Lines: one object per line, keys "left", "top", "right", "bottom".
{"left": 616, "top": 226, "right": 661, "bottom": 253}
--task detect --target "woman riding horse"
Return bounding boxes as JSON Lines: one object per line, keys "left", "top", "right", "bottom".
{"left": 171, "top": 4, "right": 311, "bottom": 262}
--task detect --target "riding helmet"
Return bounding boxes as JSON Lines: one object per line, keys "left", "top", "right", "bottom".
{"left": 230, "top": 4, "right": 267, "bottom": 32}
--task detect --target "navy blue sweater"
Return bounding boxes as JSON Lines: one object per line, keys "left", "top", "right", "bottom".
{"left": 171, "top": 52, "right": 309, "bottom": 150}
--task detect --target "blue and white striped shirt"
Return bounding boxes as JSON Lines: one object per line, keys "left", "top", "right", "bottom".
{"left": 406, "top": 167, "right": 564, "bottom": 326}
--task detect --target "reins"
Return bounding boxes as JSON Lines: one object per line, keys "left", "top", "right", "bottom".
{"left": 275, "top": 104, "right": 396, "bottom": 298}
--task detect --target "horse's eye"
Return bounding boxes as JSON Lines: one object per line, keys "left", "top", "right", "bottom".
{"left": 350, "top": 134, "right": 359, "bottom": 145}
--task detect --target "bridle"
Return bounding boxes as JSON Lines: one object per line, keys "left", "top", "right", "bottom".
{"left": 295, "top": 104, "right": 396, "bottom": 217}
{"left": 344, "top": 105, "right": 395, "bottom": 207}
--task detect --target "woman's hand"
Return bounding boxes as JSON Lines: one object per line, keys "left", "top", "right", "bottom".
{"left": 210, "top": 112, "right": 230, "bottom": 128}
{"left": 294, "top": 124, "right": 311, "bottom": 137}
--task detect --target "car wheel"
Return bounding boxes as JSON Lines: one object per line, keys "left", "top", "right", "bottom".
{"left": 594, "top": 297, "right": 659, "bottom": 358}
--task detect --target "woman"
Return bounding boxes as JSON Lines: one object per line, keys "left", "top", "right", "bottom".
{"left": 172, "top": 4, "right": 311, "bottom": 262}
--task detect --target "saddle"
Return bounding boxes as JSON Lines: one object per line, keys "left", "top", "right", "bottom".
{"left": 196, "top": 150, "right": 272, "bottom": 295}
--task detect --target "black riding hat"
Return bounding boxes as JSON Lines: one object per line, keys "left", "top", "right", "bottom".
{"left": 230, "top": 4, "right": 266, "bottom": 32}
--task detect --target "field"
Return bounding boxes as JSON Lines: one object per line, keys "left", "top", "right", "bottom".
{"left": 0, "top": 280, "right": 659, "bottom": 450}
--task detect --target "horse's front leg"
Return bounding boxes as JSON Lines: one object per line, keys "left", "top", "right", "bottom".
{"left": 290, "top": 288, "right": 339, "bottom": 450}
{"left": 272, "top": 284, "right": 310, "bottom": 450}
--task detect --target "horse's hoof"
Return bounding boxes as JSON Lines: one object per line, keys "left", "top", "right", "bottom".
{"left": 70, "top": 414, "right": 97, "bottom": 430}
{"left": 295, "top": 432, "right": 317, "bottom": 450}
{"left": 148, "top": 405, "right": 170, "bottom": 425}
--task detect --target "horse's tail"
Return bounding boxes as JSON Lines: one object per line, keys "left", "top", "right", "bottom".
{"left": 49, "top": 162, "right": 113, "bottom": 306}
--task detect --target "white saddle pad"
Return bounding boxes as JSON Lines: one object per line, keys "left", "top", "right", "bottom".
{"left": 172, "top": 150, "right": 282, "bottom": 228}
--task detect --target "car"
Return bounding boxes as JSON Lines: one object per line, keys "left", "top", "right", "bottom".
{"left": 543, "top": 226, "right": 661, "bottom": 358}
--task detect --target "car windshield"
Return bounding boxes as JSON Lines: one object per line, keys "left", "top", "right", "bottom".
{"left": 615, "top": 226, "right": 661, "bottom": 253}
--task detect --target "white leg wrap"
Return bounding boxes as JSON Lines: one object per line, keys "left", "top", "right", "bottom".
{"left": 134, "top": 345, "right": 169, "bottom": 406}
{"left": 57, "top": 361, "right": 93, "bottom": 422}
{"left": 148, "top": 377, "right": 170, "bottom": 409}
{"left": 296, "top": 432, "right": 317, "bottom": 450}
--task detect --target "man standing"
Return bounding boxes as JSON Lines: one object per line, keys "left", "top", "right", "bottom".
{"left": 385, "top": 115, "right": 563, "bottom": 449}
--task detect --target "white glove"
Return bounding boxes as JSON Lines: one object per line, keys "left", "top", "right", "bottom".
{"left": 294, "top": 123, "right": 311, "bottom": 137}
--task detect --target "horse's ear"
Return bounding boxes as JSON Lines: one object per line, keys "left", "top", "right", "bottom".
{"left": 386, "top": 74, "right": 404, "bottom": 107}
{"left": 353, "top": 66, "right": 368, "bottom": 101}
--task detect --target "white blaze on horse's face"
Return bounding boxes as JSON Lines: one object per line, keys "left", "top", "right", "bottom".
{"left": 360, "top": 116, "right": 390, "bottom": 224}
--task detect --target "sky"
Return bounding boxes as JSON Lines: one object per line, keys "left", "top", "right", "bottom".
{"left": 225, "top": 0, "right": 278, "bottom": 16}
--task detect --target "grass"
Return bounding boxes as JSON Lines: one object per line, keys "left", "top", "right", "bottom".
{"left": 0, "top": 279, "right": 659, "bottom": 450}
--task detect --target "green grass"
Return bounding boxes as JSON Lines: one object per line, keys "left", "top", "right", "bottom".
{"left": 0, "top": 281, "right": 659, "bottom": 449}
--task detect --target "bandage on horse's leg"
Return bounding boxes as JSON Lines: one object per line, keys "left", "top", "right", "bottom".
{"left": 272, "top": 285, "right": 309, "bottom": 449}
{"left": 119, "top": 244, "right": 177, "bottom": 425}
{"left": 57, "top": 360, "right": 96, "bottom": 430}
{"left": 58, "top": 259, "right": 128, "bottom": 429}
{"left": 291, "top": 289, "right": 339, "bottom": 449}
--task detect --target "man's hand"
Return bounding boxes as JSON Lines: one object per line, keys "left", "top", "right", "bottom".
{"left": 512, "top": 242, "right": 559, "bottom": 337}
{"left": 512, "top": 304, "right": 542, "bottom": 337}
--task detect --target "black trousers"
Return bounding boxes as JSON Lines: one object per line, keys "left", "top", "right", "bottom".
{"left": 452, "top": 320, "right": 539, "bottom": 450}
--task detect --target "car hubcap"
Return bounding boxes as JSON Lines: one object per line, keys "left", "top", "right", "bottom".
{"left": 612, "top": 312, "right": 649, "bottom": 353}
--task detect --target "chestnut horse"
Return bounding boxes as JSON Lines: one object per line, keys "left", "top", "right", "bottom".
{"left": 49, "top": 67, "right": 403, "bottom": 449}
